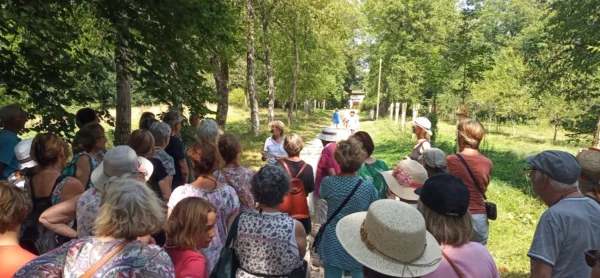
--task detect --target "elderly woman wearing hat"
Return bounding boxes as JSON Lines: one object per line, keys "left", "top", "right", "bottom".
{"left": 337, "top": 199, "right": 443, "bottom": 278}
{"left": 9, "top": 138, "right": 38, "bottom": 190}
{"left": 39, "top": 146, "right": 154, "bottom": 239}
{"left": 16, "top": 176, "right": 175, "bottom": 277}
{"left": 312, "top": 127, "right": 342, "bottom": 226}
{"left": 408, "top": 117, "right": 433, "bottom": 163}
{"left": 416, "top": 174, "right": 499, "bottom": 278}
{"left": 422, "top": 148, "right": 447, "bottom": 177}
{"left": 317, "top": 137, "right": 378, "bottom": 278}
{"left": 381, "top": 160, "right": 428, "bottom": 208}
{"left": 577, "top": 148, "right": 600, "bottom": 202}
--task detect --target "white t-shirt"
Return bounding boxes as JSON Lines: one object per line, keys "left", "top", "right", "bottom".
{"left": 347, "top": 115, "right": 359, "bottom": 130}
{"left": 263, "top": 137, "right": 287, "bottom": 164}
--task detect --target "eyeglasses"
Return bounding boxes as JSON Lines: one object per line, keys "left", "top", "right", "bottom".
{"left": 585, "top": 250, "right": 600, "bottom": 268}
{"left": 523, "top": 167, "right": 539, "bottom": 180}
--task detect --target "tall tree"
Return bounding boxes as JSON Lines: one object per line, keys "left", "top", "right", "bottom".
{"left": 259, "top": 0, "right": 276, "bottom": 123}
{"left": 212, "top": 54, "right": 230, "bottom": 131}
{"left": 247, "top": 0, "right": 260, "bottom": 135}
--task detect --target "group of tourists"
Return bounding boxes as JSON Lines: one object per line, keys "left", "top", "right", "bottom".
{"left": 332, "top": 109, "right": 359, "bottom": 134}
{"left": 0, "top": 103, "right": 599, "bottom": 278}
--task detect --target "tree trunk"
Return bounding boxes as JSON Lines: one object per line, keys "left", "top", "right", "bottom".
{"left": 114, "top": 21, "right": 131, "bottom": 146}
{"left": 260, "top": 0, "right": 275, "bottom": 124}
{"left": 247, "top": 0, "right": 260, "bottom": 135}
{"left": 593, "top": 112, "right": 600, "bottom": 148}
{"left": 401, "top": 103, "right": 407, "bottom": 132}
{"left": 394, "top": 102, "right": 400, "bottom": 124}
{"left": 211, "top": 54, "right": 230, "bottom": 131}
{"left": 287, "top": 37, "right": 299, "bottom": 126}
{"left": 553, "top": 116, "right": 559, "bottom": 145}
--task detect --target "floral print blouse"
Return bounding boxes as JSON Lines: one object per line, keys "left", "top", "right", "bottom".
{"left": 214, "top": 167, "right": 256, "bottom": 211}
{"left": 156, "top": 149, "right": 176, "bottom": 176}
{"left": 168, "top": 184, "right": 240, "bottom": 273}
{"left": 72, "top": 152, "right": 101, "bottom": 190}
{"left": 76, "top": 188, "right": 102, "bottom": 237}
{"left": 14, "top": 237, "right": 175, "bottom": 277}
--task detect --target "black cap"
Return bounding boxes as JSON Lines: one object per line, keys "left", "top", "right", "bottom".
{"left": 414, "top": 173, "right": 470, "bottom": 217}
{"left": 525, "top": 150, "right": 582, "bottom": 184}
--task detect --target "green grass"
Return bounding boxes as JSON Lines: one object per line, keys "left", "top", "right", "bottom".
{"left": 357, "top": 116, "right": 587, "bottom": 278}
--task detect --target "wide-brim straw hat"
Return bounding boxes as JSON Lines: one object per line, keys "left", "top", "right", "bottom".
{"left": 381, "top": 160, "right": 428, "bottom": 201}
{"left": 337, "top": 200, "right": 442, "bottom": 277}
{"left": 318, "top": 127, "right": 338, "bottom": 142}
{"left": 413, "top": 117, "right": 433, "bottom": 136}
{"left": 578, "top": 148, "right": 600, "bottom": 183}
{"left": 91, "top": 146, "right": 154, "bottom": 192}
{"left": 14, "top": 138, "right": 37, "bottom": 170}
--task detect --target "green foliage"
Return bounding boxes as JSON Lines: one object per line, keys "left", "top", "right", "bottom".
{"left": 229, "top": 88, "right": 246, "bottom": 108}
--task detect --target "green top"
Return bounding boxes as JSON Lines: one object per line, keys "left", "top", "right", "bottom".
{"left": 357, "top": 159, "right": 389, "bottom": 199}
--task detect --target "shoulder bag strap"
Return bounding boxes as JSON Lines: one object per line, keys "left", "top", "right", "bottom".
{"left": 323, "top": 179, "right": 363, "bottom": 225}
{"left": 455, "top": 154, "right": 487, "bottom": 200}
{"left": 50, "top": 174, "right": 68, "bottom": 198}
{"left": 442, "top": 251, "right": 464, "bottom": 278}
{"left": 225, "top": 213, "right": 243, "bottom": 247}
{"left": 280, "top": 160, "right": 293, "bottom": 176}
{"left": 81, "top": 240, "right": 131, "bottom": 278}
{"left": 295, "top": 163, "right": 308, "bottom": 179}
{"left": 219, "top": 170, "right": 249, "bottom": 209}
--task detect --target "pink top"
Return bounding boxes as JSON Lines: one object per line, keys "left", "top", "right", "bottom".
{"left": 165, "top": 247, "right": 207, "bottom": 278}
{"left": 423, "top": 242, "right": 499, "bottom": 278}
{"left": 314, "top": 143, "right": 341, "bottom": 197}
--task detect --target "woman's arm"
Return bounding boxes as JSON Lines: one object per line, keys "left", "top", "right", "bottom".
{"left": 39, "top": 195, "right": 79, "bottom": 238}
{"left": 74, "top": 155, "right": 91, "bottom": 187}
{"left": 61, "top": 178, "right": 85, "bottom": 203}
{"left": 158, "top": 176, "right": 172, "bottom": 201}
{"left": 294, "top": 220, "right": 307, "bottom": 258}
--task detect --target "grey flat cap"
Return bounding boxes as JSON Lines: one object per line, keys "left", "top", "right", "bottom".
{"left": 525, "top": 150, "right": 582, "bottom": 184}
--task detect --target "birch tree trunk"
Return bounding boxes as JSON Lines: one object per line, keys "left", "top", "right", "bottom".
{"left": 247, "top": 0, "right": 260, "bottom": 135}
{"left": 394, "top": 102, "right": 400, "bottom": 124}
{"left": 287, "top": 36, "right": 299, "bottom": 126}
{"left": 114, "top": 18, "right": 131, "bottom": 146}
{"left": 593, "top": 112, "right": 600, "bottom": 148}
{"left": 401, "top": 103, "right": 407, "bottom": 132}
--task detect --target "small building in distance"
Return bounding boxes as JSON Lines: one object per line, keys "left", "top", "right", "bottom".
{"left": 348, "top": 89, "right": 366, "bottom": 109}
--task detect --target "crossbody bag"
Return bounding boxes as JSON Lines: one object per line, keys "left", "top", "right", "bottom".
{"left": 456, "top": 154, "right": 497, "bottom": 220}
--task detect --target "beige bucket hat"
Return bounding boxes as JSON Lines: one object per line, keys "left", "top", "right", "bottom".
{"left": 336, "top": 199, "right": 442, "bottom": 277}
{"left": 91, "top": 146, "right": 154, "bottom": 192}
{"left": 577, "top": 148, "right": 600, "bottom": 185}
{"left": 381, "top": 160, "right": 428, "bottom": 201}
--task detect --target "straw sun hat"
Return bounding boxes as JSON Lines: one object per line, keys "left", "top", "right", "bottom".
{"left": 91, "top": 146, "right": 154, "bottom": 192}
{"left": 578, "top": 148, "right": 600, "bottom": 184}
{"left": 317, "top": 127, "right": 339, "bottom": 142}
{"left": 337, "top": 199, "right": 442, "bottom": 277}
{"left": 413, "top": 117, "right": 433, "bottom": 136}
{"left": 381, "top": 160, "right": 428, "bottom": 201}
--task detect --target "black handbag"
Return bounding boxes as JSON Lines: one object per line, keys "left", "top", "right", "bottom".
{"left": 456, "top": 154, "right": 497, "bottom": 220}
{"left": 210, "top": 213, "right": 242, "bottom": 278}
{"left": 312, "top": 179, "right": 363, "bottom": 252}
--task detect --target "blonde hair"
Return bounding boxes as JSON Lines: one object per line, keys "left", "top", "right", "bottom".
{"left": 418, "top": 201, "right": 473, "bottom": 246}
{"left": 335, "top": 137, "right": 367, "bottom": 173}
{"left": 128, "top": 129, "right": 155, "bottom": 157}
{"left": 283, "top": 133, "right": 304, "bottom": 157}
{"left": 166, "top": 197, "right": 216, "bottom": 250}
{"left": 0, "top": 181, "right": 28, "bottom": 233}
{"left": 457, "top": 119, "right": 485, "bottom": 150}
{"left": 30, "top": 133, "right": 69, "bottom": 167}
{"left": 95, "top": 176, "right": 165, "bottom": 239}
{"left": 269, "top": 121, "right": 285, "bottom": 134}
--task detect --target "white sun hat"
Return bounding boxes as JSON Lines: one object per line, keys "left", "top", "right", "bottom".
{"left": 337, "top": 199, "right": 442, "bottom": 277}
{"left": 317, "top": 127, "right": 339, "bottom": 142}
{"left": 91, "top": 146, "right": 154, "bottom": 192}
{"left": 14, "top": 138, "right": 37, "bottom": 170}
{"left": 381, "top": 160, "right": 428, "bottom": 201}
{"left": 413, "top": 117, "right": 433, "bottom": 136}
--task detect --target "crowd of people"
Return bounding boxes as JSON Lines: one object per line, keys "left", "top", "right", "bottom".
{"left": 0, "top": 103, "right": 599, "bottom": 278}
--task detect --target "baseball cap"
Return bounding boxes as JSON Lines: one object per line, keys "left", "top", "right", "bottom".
{"left": 415, "top": 173, "right": 470, "bottom": 217}
{"left": 525, "top": 150, "right": 582, "bottom": 184}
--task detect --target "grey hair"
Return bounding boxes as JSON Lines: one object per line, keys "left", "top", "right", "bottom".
{"left": 197, "top": 118, "right": 220, "bottom": 144}
{"left": 579, "top": 180, "right": 599, "bottom": 195}
{"left": 251, "top": 164, "right": 290, "bottom": 207}
{"left": 534, "top": 170, "right": 579, "bottom": 191}
{"left": 150, "top": 122, "right": 171, "bottom": 146}
{"left": 0, "top": 104, "right": 23, "bottom": 123}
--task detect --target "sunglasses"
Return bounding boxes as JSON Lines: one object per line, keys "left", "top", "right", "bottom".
{"left": 586, "top": 250, "right": 600, "bottom": 268}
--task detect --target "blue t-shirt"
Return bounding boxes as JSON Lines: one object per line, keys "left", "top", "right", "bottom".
{"left": 0, "top": 130, "right": 20, "bottom": 179}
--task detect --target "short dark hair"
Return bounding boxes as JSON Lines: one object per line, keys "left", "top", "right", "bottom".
{"left": 251, "top": 165, "right": 290, "bottom": 207}
{"left": 353, "top": 131, "right": 375, "bottom": 156}
{"left": 75, "top": 108, "right": 98, "bottom": 128}
{"left": 72, "top": 123, "right": 105, "bottom": 154}
{"left": 140, "top": 118, "right": 159, "bottom": 131}
{"left": 218, "top": 134, "right": 241, "bottom": 164}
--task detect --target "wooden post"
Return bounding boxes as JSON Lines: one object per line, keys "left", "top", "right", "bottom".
{"left": 593, "top": 112, "right": 600, "bottom": 148}
{"left": 376, "top": 58, "right": 382, "bottom": 120}
{"left": 394, "top": 102, "right": 400, "bottom": 124}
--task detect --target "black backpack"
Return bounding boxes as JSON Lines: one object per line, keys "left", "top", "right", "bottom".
{"left": 19, "top": 174, "right": 70, "bottom": 255}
